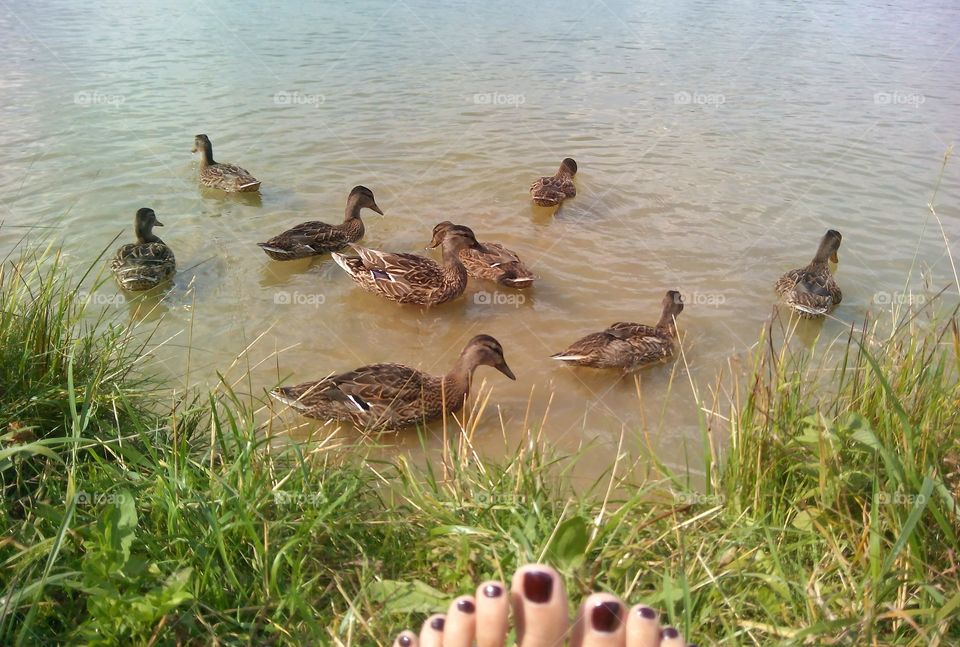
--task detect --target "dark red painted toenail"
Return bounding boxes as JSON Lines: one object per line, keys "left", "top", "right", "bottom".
{"left": 662, "top": 626, "right": 680, "bottom": 639}
{"left": 483, "top": 583, "right": 503, "bottom": 598}
{"left": 590, "top": 601, "right": 622, "bottom": 632}
{"left": 430, "top": 616, "right": 445, "bottom": 631}
{"left": 523, "top": 571, "right": 553, "bottom": 603}
{"left": 398, "top": 636, "right": 412, "bottom": 647}
{"left": 457, "top": 599, "right": 475, "bottom": 614}
{"left": 637, "top": 605, "right": 657, "bottom": 620}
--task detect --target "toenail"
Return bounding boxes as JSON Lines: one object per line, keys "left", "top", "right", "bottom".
{"left": 430, "top": 616, "right": 445, "bottom": 631}
{"left": 457, "top": 599, "right": 475, "bottom": 614}
{"left": 523, "top": 571, "right": 553, "bottom": 603}
{"left": 637, "top": 605, "right": 657, "bottom": 620}
{"left": 398, "top": 636, "right": 412, "bottom": 647}
{"left": 662, "top": 626, "right": 679, "bottom": 639}
{"left": 483, "top": 583, "right": 503, "bottom": 598}
{"left": 590, "top": 600, "right": 622, "bottom": 632}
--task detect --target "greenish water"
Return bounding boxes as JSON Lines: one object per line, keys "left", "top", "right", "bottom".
{"left": 1, "top": 0, "right": 958, "bottom": 478}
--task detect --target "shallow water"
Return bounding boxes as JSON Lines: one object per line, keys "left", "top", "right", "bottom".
{"left": 2, "top": 0, "right": 958, "bottom": 482}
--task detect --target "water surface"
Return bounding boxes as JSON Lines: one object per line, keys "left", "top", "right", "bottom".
{"left": 2, "top": 0, "right": 958, "bottom": 481}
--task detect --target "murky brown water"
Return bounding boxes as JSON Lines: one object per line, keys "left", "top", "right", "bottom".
{"left": 2, "top": 0, "right": 958, "bottom": 482}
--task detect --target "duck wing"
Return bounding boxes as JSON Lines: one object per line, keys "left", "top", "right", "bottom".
{"left": 333, "top": 245, "right": 450, "bottom": 304}
{"left": 530, "top": 175, "right": 576, "bottom": 206}
{"left": 776, "top": 267, "right": 841, "bottom": 316}
{"left": 202, "top": 162, "right": 261, "bottom": 192}
{"left": 111, "top": 242, "right": 176, "bottom": 290}
{"left": 272, "top": 363, "right": 434, "bottom": 429}
{"left": 460, "top": 242, "right": 535, "bottom": 287}
{"left": 258, "top": 221, "right": 351, "bottom": 259}
{"left": 551, "top": 329, "right": 640, "bottom": 368}
{"left": 552, "top": 322, "right": 673, "bottom": 369}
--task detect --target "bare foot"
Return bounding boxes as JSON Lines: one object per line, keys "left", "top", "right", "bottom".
{"left": 390, "top": 564, "right": 695, "bottom": 647}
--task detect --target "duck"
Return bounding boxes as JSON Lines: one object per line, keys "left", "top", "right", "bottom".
{"left": 530, "top": 158, "right": 577, "bottom": 207}
{"left": 775, "top": 229, "right": 842, "bottom": 318}
{"left": 430, "top": 221, "right": 535, "bottom": 288}
{"left": 551, "top": 290, "right": 684, "bottom": 370}
{"left": 331, "top": 225, "right": 483, "bottom": 306}
{"left": 270, "top": 334, "right": 516, "bottom": 431}
{"left": 192, "top": 134, "right": 261, "bottom": 192}
{"left": 111, "top": 208, "right": 176, "bottom": 291}
{"left": 257, "top": 186, "right": 383, "bottom": 260}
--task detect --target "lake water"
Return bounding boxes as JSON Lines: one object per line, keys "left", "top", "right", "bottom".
{"left": 2, "top": 0, "right": 958, "bottom": 483}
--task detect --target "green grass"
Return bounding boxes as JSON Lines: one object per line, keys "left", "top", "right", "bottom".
{"left": 1, "top": 244, "right": 958, "bottom": 646}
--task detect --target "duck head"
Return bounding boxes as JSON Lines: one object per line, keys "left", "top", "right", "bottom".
{"left": 814, "top": 229, "right": 842, "bottom": 264}
{"left": 560, "top": 157, "right": 578, "bottom": 176}
{"left": 429, "top": 222, "right": 482, "bottom": 253}
{"left": 134, "top": 207, "right": 163, "bottom": 243}
{"left": 347, "top": 185, "right": 384, "bottom": 216}
{"left": 460, "top": 334, "right": 516, "bottom": 380}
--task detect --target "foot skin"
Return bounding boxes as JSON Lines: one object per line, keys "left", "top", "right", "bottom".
{"left": 391, "top": 564, "right": 695, "bottom": 647}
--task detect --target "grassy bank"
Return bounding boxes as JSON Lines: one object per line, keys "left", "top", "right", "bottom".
{"left": 1, "top": 248, "right": 958, "bottom": 646}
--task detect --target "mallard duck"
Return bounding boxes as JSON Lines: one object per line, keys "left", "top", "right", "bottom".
{"left": 530, "top": 158, "right": 577, "bottom": 207}
{"left": 331, "top": 225, "right": 482, "bottom": 306}
{"left": 257, "top": 186, "right": 383, "bottom": 260}
{"left": 270, "top": 334, "right": 515, "bottom": 431}
{"left": 192, "top": 134, "right": 261, "bottom": 192}
{"left": 775, "top": 229, "right": 842, "bottom": 318}
{"left": 430, "top": 221, "right": 535, "bottom": 288}
{"left": 551, "top": 290, "right": 684, "bottom": 370}
{"left": 111, "top": 208, "right": 176, "bottom": 291}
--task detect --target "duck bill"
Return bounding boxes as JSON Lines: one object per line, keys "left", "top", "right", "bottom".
{"left": 428, "top": 234, "right": 444, "bottom": 248}
{"left": 830, "top": 251, "right": 838, "bottom": 263}
{"left": 495, "top": 361, "right": 516, "bottom": 380}
{"left": 370, "top": 202, "right": 384, "bottom": 216}
{"left": 154, "top": 220, "right": 165, "bottom": 227}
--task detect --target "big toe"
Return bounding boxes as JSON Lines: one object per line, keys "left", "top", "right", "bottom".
{"left": 510, "top": 564, "right": 570, "bottom": 647}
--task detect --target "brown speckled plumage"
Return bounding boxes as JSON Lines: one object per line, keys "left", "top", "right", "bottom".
{"left": 530, "top": 158, "right": 577, "bottom": 207}
{"left": 430, "top": 222, "right": 535, "bottom": 288}
{"left": 258, "top": 186, "right": 383, "bottom": 260}
{"left": 775, "top": 230, "right": 842, "bottom": 318}
{"left": 270, "top": 335, "right": 516, "bottom": 431}
{"left": 111, "top": 208, "right": 176, "bottom": 291}
{"left": 331, "top": 226, "right": 482, "bottom": 306}
{"left": 192, "top": 134, "right": 261, "bottom": 192}
{"left": 552, "top": 291, "right": 684, "bottom": 371}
